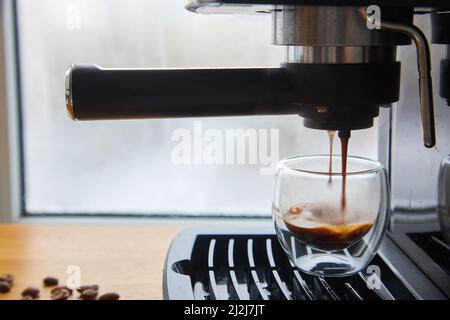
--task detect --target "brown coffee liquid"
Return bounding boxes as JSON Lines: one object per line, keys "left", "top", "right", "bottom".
{"left": 327, "top": 130, "right": 336, "bottom": 184}
{"left": 340, "top": 133, "right": 349, "bottom": 220}
{"left": 284, "top": 204, "right": 373, "bottom": 251}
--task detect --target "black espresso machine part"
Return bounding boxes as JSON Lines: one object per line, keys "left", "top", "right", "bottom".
{"left": 431, "top": 11, "right": 450, "bottom": 106}
{"left": 64, "top": 0, "right": 450, "bottom": 148}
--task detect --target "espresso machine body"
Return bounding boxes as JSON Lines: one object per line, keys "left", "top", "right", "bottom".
{"left": 65, "top": 1, "right": 450, "bottom": 300}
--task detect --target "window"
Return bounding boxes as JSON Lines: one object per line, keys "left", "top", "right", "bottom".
{"left": 17, "top": 0, "right": 379, "bottom": 217}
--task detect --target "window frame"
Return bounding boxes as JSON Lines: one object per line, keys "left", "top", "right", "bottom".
{"left": 0, "top": 0, "right": 22, "bottom": 222}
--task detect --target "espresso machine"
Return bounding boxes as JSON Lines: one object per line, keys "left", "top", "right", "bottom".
{"left": 65, "top": 1, "right": 450, "bottom": 300}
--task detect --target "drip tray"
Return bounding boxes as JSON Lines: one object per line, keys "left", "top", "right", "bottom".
{"left": 163, "top": 227, "right": 447, "bottom": 300}
{"left": 389, "top": 232, "right": 450, "bottom": 298}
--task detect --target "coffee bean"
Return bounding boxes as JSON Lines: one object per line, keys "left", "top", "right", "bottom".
{"left": 43, "top": 276, "right": 59, "bottom": 287}
{"left": 51, "top": 286, "right": 73, "bottom": 295}
{"left": 21, "top": 287, "right": 40, "bottom": 299}
{"left": 51, "top": 287, "right": 71, "bottom": 300}
{"left": 0, "top": 274, "right": 14, "bottom": 284}
{"left": 0, "top": 281, "right": 11, "bottom": 293}
{"left": 21, "top": 295, "right": 34, "bottom": 300}
{"left": 98, "top": 292, "right": 120, "bottom": 300}
{"left": 77, "top": 285, "right": 99, "bottom": 293}
{"left": 79, "top": 288, "right": 98, "bottom": 300}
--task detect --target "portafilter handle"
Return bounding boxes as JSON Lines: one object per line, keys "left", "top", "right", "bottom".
{"left": 64, "top": 65, "right": 295, "bottom": 120}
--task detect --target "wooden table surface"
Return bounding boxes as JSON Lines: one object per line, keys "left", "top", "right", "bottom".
{"left": 0, "top": 224, "right": 182, "bottom": 300}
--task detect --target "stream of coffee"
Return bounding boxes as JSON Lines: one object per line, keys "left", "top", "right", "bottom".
{"left": 327, "top": 130, "right": 336, "bottom": 184}
{"left": 339, "top": 130, "right": 350, "bottom": 222}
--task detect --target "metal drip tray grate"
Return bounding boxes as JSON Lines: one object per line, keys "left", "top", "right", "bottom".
{"left": 408, "top": 232, "right": 450, "bottom": 276}
{"left": 388, "top": 231, "right": 450, "bottom": 298}
{"left": 163, "top": 228, "right": 427, "bottom": 300}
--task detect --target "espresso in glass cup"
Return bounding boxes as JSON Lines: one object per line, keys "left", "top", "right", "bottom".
{"left": 272, "top": 156, "right": 390, "bottom": 277}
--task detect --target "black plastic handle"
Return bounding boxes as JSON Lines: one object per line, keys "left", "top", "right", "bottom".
{"left": 65, "top": 65, "right": 295, "bottom": 121}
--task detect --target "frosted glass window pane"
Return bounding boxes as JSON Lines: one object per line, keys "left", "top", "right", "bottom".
{"left": 18, "top": 0, "right": 379, "bottom": 216}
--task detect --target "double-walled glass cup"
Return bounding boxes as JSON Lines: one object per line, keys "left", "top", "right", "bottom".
{"left": 272, "top": 155, "right": 390, "bottom": 277}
